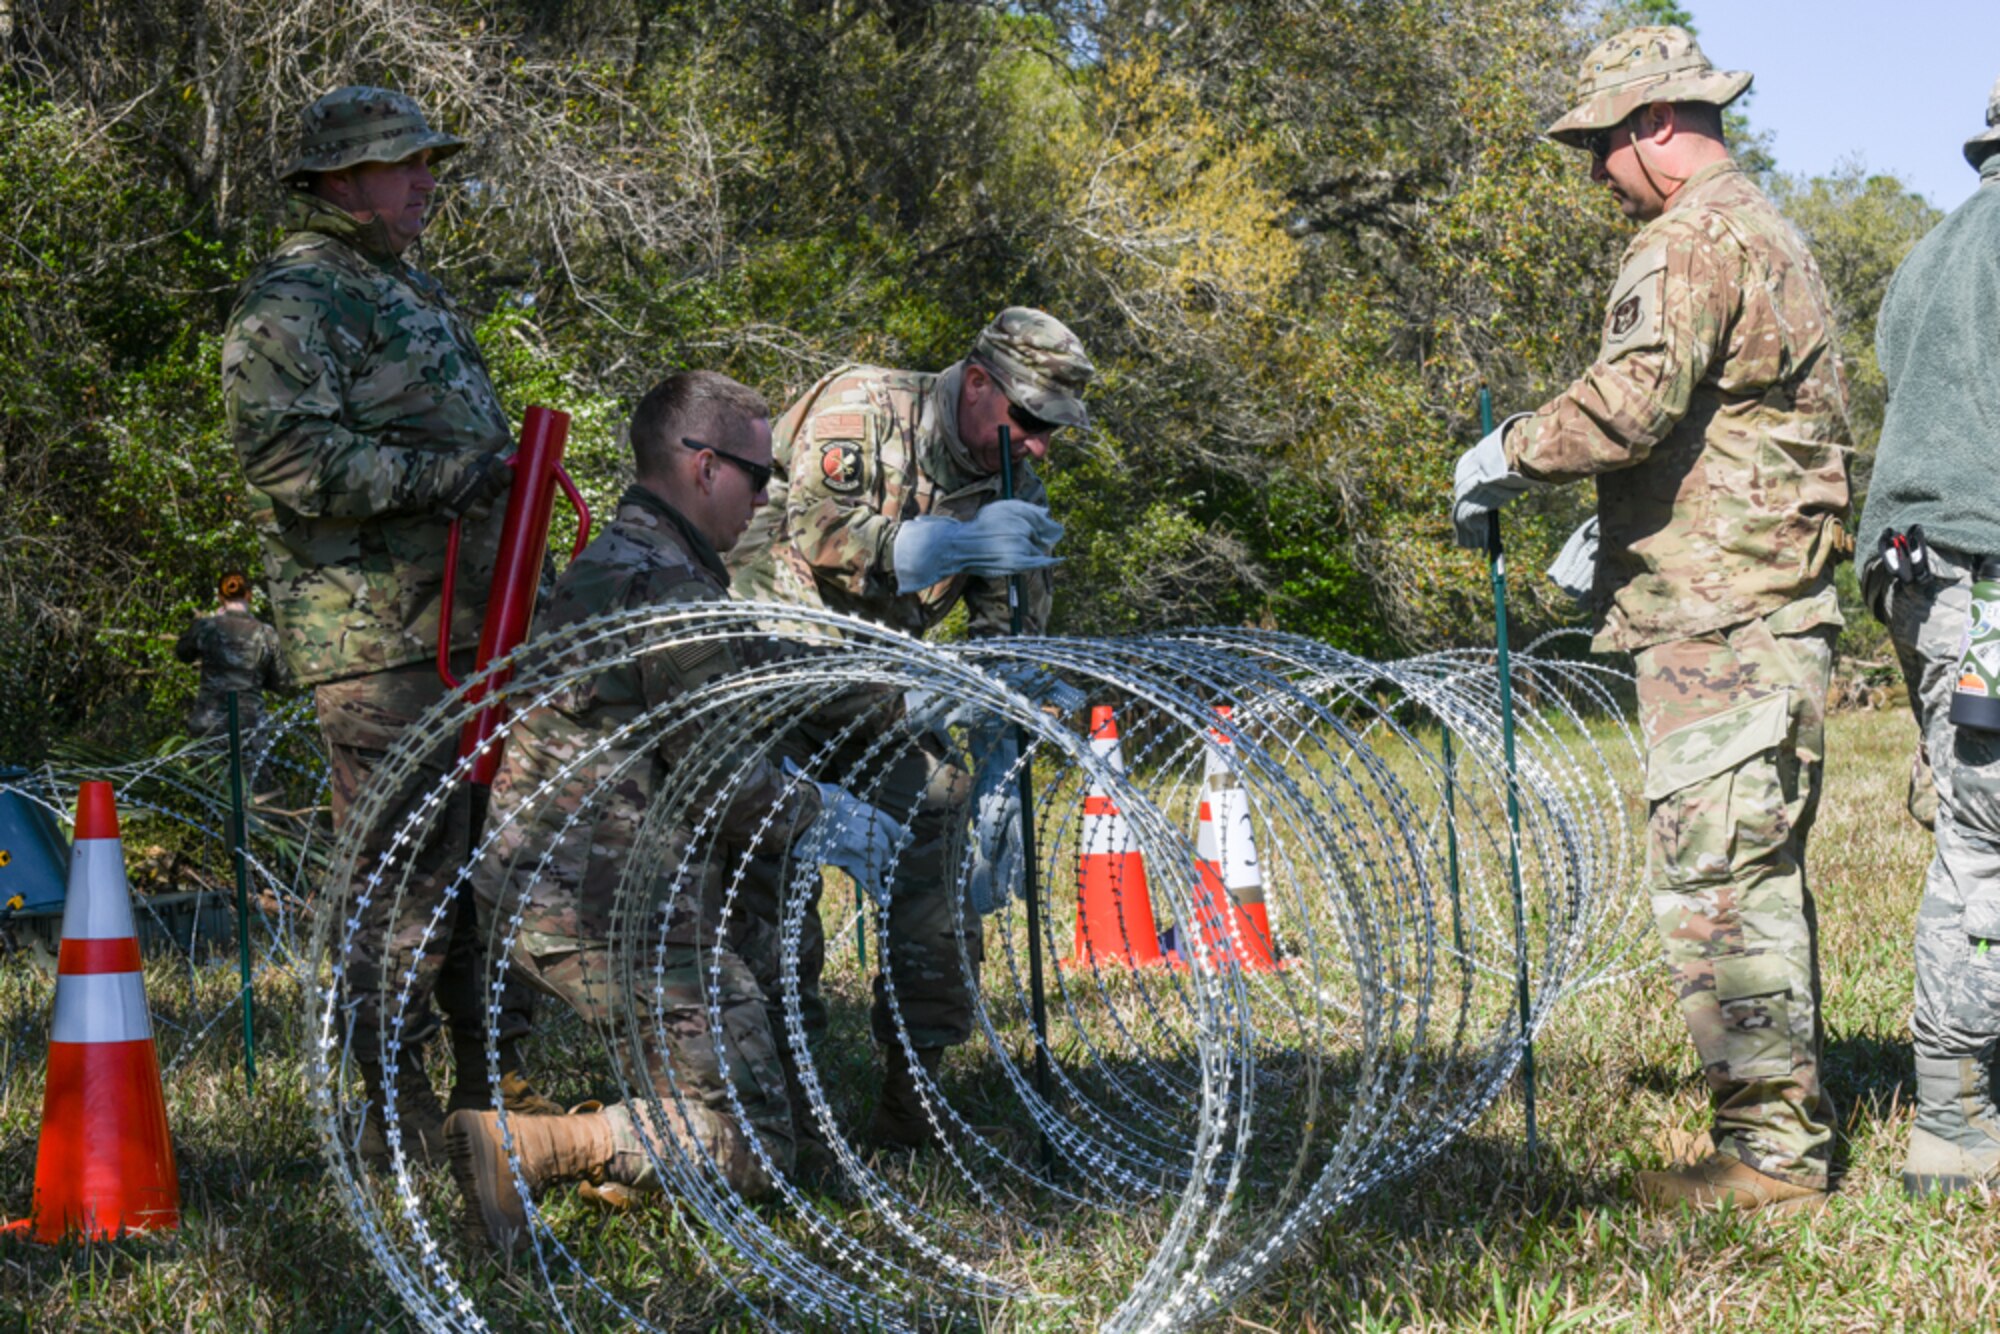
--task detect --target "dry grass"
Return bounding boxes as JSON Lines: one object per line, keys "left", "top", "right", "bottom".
{"left": 1, "top": 707, "right": 1987, "bottom": 1333}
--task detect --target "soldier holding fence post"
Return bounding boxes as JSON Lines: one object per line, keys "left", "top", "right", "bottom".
{"left": 1453, "top": 27, "right": 1853, "bottom": 1213}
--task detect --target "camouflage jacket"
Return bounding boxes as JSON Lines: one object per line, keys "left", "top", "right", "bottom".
{"left": 727, "top": 363, "right": 1054, "bottom": 638}
{"left": 174, "top": 609, "right": 290, "bottom": 731}
{"left": 477, "top": 485, "right": 821, "bottom": 955}
{"left": 1505, "top": 161, "right": 1852, "bottom": 652}
{"left": 221, "top": 193, "right": 510, "bottom": 687}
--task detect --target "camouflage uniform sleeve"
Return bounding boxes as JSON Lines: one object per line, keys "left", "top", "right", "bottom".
{"left": 174, "top": 621, "right": 203, "bottom": 665}
{"left": 1504, "top": 222, "right": 1737, "bottom": 482}
{"left": 784, "top": 416, "right": 900, "bottom": 600}
{"left": 631, "top": 575, "right": 823, "bottom": 846}
{"left": 964, "top": 467, "right": 1055, "bottom": 637}
{"left": 222, "top": 265, "right": 484, "bottom": 519}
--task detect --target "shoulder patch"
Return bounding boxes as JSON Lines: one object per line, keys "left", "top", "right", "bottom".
{"left": 818, "top": 439, "right": 865, "bottom": 494}
{"left": 1603, "top": 245, "right": 1668, "bottom": 353}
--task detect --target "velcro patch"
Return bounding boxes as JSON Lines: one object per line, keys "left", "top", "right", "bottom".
{"left": 815, "top": 412, "right": 866, "bottom": 440}
{"left": 819, "top": 440, "right": 865, "bottom": 494}
{"left": 1603, "top": 246, "right": 1667, "bottom": 353}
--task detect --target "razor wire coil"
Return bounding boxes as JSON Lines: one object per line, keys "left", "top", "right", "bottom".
{"left": 301, "top": 603, "right": 1646, "bottom": 1333}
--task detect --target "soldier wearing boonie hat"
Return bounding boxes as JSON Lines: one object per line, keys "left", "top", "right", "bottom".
{"left": 1451, "top": 25, "right": 1853, "bottom": 1215}
{"left": 1857, "top": 69, "right": 2000, "bottom": 1200}
{"left": 278, "top": 86, "right": 467, "bottom": 185}
{"left": 726, "top": 307, "right": 1093, "bottom": 1150}
{"left": 222, "top": 86, "right": 558, "bottom": 1163}
{"left": 1965, "top": 73, "right": 2000, "bottom": 168}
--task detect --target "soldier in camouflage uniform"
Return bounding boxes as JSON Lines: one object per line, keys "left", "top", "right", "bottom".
{"left": 727, "top": 308, "right": 1093, "bottom": 1147}
{"left": 1455, "top": 27, "right": 1852, "bottom": 1212}
{"left": 1860, "top": 73, "right": 2000, "bottom": 1196}
{"left": 445, "top": 372, "right": 900, "bottom": 1251}
{"left": 222, "top": 87, "right": 555, "bottom": 1165}
{"left": 174, "top": 571, "right": 290, "bottom": 736}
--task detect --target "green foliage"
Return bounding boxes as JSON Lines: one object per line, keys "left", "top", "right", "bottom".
{"left": 0, "top": 0, "right": 1955, "bottom": 751}
{"left": 1618, "top": 0, "right": 1699, "bottom": 28}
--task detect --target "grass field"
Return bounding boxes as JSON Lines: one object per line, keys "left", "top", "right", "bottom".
{"left": 0, "top": 705, "right": 1978, "bottom": 1333}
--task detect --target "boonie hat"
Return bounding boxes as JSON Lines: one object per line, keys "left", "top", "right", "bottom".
{"left": 280, "top": 86, "right": 465, "bottom": 184}
{"left": 1965, "top": 74, "right": 2000, "bottom": 168}
{"left": 1547, "top": 26, "right": 1752, "bottom": 149}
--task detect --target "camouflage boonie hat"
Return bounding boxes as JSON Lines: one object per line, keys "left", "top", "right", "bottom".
{"left": 970, "top": 307, "right": 1095, "bottom": 429}
{"left": 1547, "top": 26, "right": 1752, "bottom": 149}
{"left": 280, "top": 86, "right": 465, "bottom": 184}
{"left": 1965, "top": 74, "right": 2000, "bottom": 167}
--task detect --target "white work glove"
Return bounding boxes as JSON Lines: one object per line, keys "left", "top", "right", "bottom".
{"left": 790, "top": 763, "right": 909, "bottom": 907}
{"left": 1547, "top": 515, "right": 1599, "bottom": 606}
{"left": 892, "top": 499, "right": 1064, "bottom": 590}
{"left": 1451, "top": 415, "right": 1540, "bottom": 550}
{"left": 995, "top": 663, "right": 1087, "bottom": 715}
{"left": 905, "top": 667, "right": 1084, "bottom": 740}
{"left": 965, "top": 722, "right": 1024, "bottom": 916}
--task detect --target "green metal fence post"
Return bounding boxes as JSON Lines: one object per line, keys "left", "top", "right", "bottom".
{"left": 225, "top": 691, "right": 258, "bottom": 1094}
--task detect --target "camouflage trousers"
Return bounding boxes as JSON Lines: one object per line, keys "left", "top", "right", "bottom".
{"left": 508, "top": 934, "right": 794, "bottom": 1196}
{"left": 316, "top": 660, "right": 536, "bottom": 1080}
{"left": 1870, "top": 546, "right": 2000, "bottom": 1060}
{"left": 781, "top": 714, "right": 981, "bottom": 1052}
{"left": 1635, "top": 596, "right": 1838, "bottom": 1188}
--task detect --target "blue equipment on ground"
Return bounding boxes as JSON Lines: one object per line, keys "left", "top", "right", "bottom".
{"left": 0, "top": 769, "right": 70, "bottom": 915}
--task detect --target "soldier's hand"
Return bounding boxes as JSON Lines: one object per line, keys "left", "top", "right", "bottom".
{"left": 1451, "top": 418, "right": 1539, "bottom": 550}
{"left": 803, "top": 781, "right": 910, "bottom": 907}
{"left": 892, "top": 499, "right": 1064, "bottom": 589}
{"left": 1547, "top": 515, "right": 1599, "bottom": 606}
{"left": 965, "top": 721, "right": 1025, "bottom": 916}
{"left": 438, "top": 451, "right": 513, "bottom": 521}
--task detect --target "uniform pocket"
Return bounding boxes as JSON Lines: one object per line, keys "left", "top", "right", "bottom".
{"left": 1712, "top": 951, "right": 1796, "bottom": 1082}
{"left": 1646, "top": 691, "right": 1793, "bottom": 887}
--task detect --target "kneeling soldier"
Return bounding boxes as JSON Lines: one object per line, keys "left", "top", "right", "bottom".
{"left": 445, "top": 372, "right": 900, "bottom": 1252}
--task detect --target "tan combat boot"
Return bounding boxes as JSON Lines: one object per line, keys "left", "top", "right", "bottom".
{"left": 1655, "top": 1125, "right": 1713, "bottom": 1163}
{"left": 866, "top": 1043, "right": 945, "bottom": 1151}
{"left": 1636, "top": 1153, "right": 1829, "bottom": 1216}
{"left": 357, "top": 1063, "right": 449, "bottom": 1168}
{"left": 445, "top": 1106, "right": 619, "bottom": 1254}
{"left": 1903, "top": 1054, "right": 2000, "bottom": 1198}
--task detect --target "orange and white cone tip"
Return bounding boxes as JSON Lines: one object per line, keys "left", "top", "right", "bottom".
{"left": 1187, "top": 706, "right": 1282, "bottom": 973}
{"left": 4, "top": 781, "right": 178, "bottom": 1242}
{"left": 1066, "top": 706, "right": 1165, "bottom": 968}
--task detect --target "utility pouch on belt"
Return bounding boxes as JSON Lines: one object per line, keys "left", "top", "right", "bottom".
{"left": 1879, "top": 525, "right": 1935, "bottom": 588}
{"left": 1950, "top": 573, "right": 2000, "bottom": 733}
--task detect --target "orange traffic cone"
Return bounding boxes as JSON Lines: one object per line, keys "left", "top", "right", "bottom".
{"left": 4, "top": 782, "right": 178, "bottom": 1241}
{"left": 1064, "top": 706, "right": 1165, "bottom": 969}
{"left": 1185, "top": 707, "right": 1282, "bottom": 973}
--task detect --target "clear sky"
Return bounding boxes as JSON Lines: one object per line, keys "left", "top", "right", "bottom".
{"left": 1687, "top": 2, "right": 1993, "bottom": 209}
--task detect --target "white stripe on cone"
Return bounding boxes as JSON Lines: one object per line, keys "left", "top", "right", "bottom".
{"left": 60, "top": 840, "right": 138, "bottom": 940}
{"left": 52, "top": 973, "right": 153, "bottom": 1044}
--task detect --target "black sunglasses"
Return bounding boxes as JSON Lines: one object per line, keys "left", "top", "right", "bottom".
{"left": 1583, "top": 114, "right": 1638, "bottom": 162}
{"left": 1006, "top": 401, "right": 1062, "bottom": 437}
{"left": 681, "top": 436, "right": 773, "bottom": 491}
